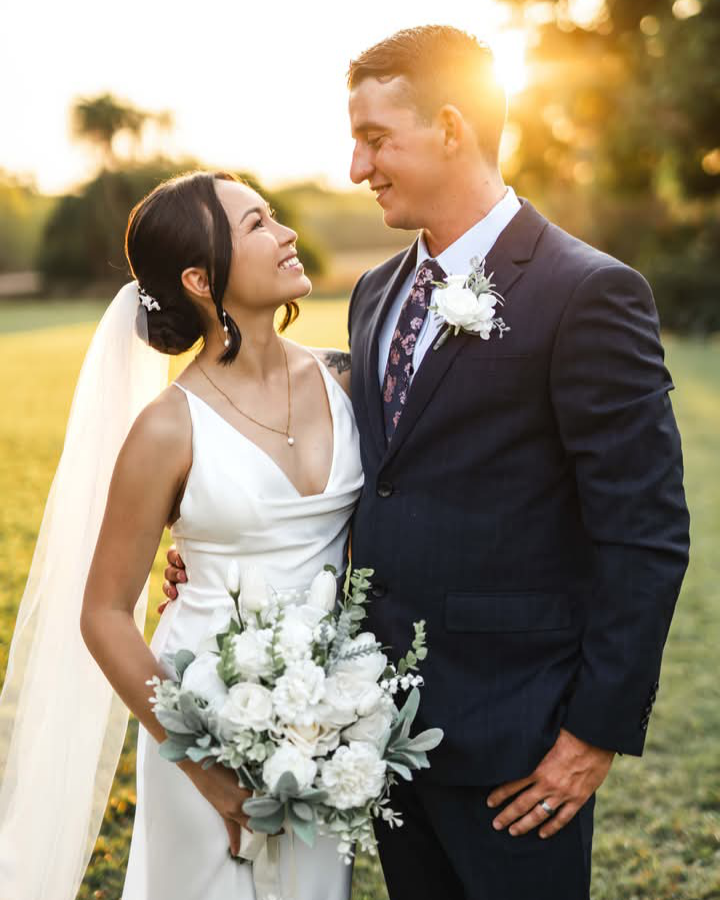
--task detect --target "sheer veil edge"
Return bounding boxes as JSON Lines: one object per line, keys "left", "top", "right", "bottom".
{"left": 0, "top": 282, "right": 169, "bottom": 900}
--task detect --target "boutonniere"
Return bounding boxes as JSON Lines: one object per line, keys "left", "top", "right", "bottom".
{"left": 430, "top": 256, "right": 510, "bottom": 350}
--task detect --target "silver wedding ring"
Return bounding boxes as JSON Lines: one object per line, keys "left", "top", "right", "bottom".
{"left": 539, "top": 799, "right": 555, "bottom": 816}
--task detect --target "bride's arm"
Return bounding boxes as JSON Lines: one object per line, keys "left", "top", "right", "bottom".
{"left": 80, "top": 389, "right": 252, "bottom": 847}
{"left": 313, "top": 348, "right": 352, "bottom": 396}
{"left": 80, "top": 389, "right": 190, "bottom": 747}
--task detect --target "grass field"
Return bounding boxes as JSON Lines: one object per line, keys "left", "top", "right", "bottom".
{"left": 0, "top": 302, "right": 718, "bottom": 899}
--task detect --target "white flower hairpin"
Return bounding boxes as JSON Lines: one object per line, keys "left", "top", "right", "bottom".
{"left": 430, "top": 256, "right": 510, "bottom": 350}
{"left": 138, "top": 286, "right": 161, "bottom": 312}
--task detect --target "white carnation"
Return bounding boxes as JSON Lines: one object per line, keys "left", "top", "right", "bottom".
{"left": 263, "top": 741, "right": 318, "bottom": 793}
{"left": 231, "top": 628, "right": 274, "bottom": 680}
{"left": 272, "top": 661, "right": 326, "bottom": 726}
{"left": 276, "top": 614, "right": 314, "bottom": 664}
{"left": 320, "top": 742, "right": 387, "bottom": 809}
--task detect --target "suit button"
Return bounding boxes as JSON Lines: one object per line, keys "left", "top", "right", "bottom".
{"left": 377, "top": 481, "right": 393, "bottom": 498}
{"left": 371, "top": 584, "right": 387, "bottom": 599}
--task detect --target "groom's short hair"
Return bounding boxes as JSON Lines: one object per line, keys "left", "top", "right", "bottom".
{"left": 347, "top": 25, "right": 507, "bottom": 164}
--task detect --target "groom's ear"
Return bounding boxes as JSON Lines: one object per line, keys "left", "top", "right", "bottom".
{"left": 435, "top": 104, "right": 470, "bottom": 156}
{"left": 181, "top": 267, "right": 212, "bottom": 304}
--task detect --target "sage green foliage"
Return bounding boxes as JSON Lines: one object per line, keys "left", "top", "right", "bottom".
{"left": 0, "top": 304, "right": 717, "bottom": 898}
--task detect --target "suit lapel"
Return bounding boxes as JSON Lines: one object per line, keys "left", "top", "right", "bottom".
{"left": 362, "top": 239, "right": 420, "bottom": 460}
{"left": 381, "top": 199, "right": 549, "bottom": 468}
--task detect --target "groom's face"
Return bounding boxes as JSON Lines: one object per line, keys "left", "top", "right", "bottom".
{"left": 348, "top": 76, "right": 445, "bottom": 231}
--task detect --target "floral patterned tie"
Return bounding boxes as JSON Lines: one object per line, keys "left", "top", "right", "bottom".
{"left": 382, "top": 259, "right": 446, "bottom": 442}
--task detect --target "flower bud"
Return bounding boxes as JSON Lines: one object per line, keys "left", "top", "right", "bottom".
{"left": 226, "top": 560, "right": 241, "bottom": 598}
{"left": 240, "top": 566, "right": 269, "bottom": 615}
{"left": 307, "top": 570, "right": 338, "bottom": 612}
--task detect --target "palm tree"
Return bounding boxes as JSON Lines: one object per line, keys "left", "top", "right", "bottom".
{"left": 71, "top": 94, "right": 173, "bottom": 169}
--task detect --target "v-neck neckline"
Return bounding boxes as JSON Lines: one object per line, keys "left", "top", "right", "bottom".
{"left": 174, "top": 352, "right": 337, "bottom": 500}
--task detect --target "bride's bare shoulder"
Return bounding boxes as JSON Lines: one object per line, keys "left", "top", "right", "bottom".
{"left": 122, "top": 384, "right": 192, "bottom": 465}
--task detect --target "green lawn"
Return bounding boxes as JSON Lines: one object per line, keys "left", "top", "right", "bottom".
{"left": 0, "top": 304, "right": 718, "bottom": 899}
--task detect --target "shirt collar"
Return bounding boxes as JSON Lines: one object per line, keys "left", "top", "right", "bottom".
{"left": 415, "top": 185, "right": 521, "bottom": 277}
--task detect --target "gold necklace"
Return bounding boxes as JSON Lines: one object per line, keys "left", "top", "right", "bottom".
{"left": 194, "top": 341, "right": 295, "bottom": 446}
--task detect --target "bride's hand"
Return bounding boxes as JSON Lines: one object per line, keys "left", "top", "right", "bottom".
{"left": 182, "top": 760, "right": 253, "bottom": 855}
{"left": 159, "top": 545, "right": 187, "bottom": 612}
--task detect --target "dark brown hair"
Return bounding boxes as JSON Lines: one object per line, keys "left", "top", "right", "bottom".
{"left": 347, "top": 25, "right": 507, "bottom": 164}
{"left": 125, "top": 171, "right": 299, "bottom": 364}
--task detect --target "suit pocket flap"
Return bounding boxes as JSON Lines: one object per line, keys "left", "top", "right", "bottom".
{"left": 445, "top": 592, "right": 572, "bottom": 633}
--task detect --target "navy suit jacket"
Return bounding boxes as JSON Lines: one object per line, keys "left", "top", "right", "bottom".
{"left": 348, "top": 199, "right": 690, "bottom": 785}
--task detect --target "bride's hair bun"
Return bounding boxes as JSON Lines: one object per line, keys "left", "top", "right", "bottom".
{"left": 125, "top": 170, "right": 239, "bottom": 359}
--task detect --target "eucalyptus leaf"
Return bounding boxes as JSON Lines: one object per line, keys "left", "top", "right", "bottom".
{"left": 174, "top": 649, "right": 196, "bottom": 678}
{"left": 201, "top": 758, "right": 216, "bottom": 770}
{"left": 297, "top": 787, "right": 329, "bottom": 803}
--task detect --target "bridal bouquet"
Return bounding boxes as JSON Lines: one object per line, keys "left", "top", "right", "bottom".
{"left": 146, "top": 564, "right": 443, "bottom": 862}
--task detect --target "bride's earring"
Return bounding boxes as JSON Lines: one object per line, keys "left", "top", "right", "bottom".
{"left": 222, "top": 309, "right": 230, "bottom": 348}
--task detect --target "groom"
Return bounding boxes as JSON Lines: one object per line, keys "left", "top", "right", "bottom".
{"left": 165, "top": 25, "right": 690, "bottom": 899}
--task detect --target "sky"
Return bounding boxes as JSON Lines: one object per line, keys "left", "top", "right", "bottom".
{"left": 2, "top": 0, "right": 533, "bottom": 195}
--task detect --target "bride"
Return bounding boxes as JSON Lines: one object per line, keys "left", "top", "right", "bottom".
{"left": 0, "top": 171, "right": 363, "bottom": 900}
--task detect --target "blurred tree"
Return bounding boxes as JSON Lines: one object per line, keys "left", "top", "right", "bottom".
{"left": 38, "top": 162, "right": 326, "bottom": 288}
{"left": 71, "top": 93, "right": 174, "bottom": 170}
{"left": 0, "top": 172, "right": 54, "bottom": 273}
{"left": 503, "top": 0, "right": 720, "bottom": 332}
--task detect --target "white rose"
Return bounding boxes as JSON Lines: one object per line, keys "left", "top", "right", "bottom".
{"left": 263, "top": 742, "right": 318, "bottom": 793}
{"left": 461, "top": 292, "right": 498, "bottom": 337}
{"left": 181, "top": 652, "right": 228, "bottom": 706}
{"left": 240, "top": 566, "right": 270, "bottom": 617}
{"left": 272, "top": 661, "right": 326, "bottom": 726}
{"left": 307, "top": 570, "right": 338, "bottom": 612}
{"left": 319, "top": 742, "right": 387, "bottom": 809}
{"left": 342, "top": 707, "right": 393, "bottom": 748}
{"left": 283, "top": 720, "right": 342, "bottom": 757}
{"left": 332, "top": 633, "right": 387, "bottom": 683}
{"left": 323, "top": 671, "right": 383, "bottom": 723}
{"left": 284, "top": 603, "right": 327, "bottom": 630}
{"left": 435, "top": 283, "right": 497, "bottom": 330}
{"left": 219, "top": 682, "right": 274, "bottom": 734}
{"left": 231, "top": 628, "right": 273, "bottom": 680}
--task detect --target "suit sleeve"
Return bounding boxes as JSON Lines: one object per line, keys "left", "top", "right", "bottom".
{"left": 550, "top": 263, "right": 690, "bottom": 755}
{"left": 347, "top": 272, "right": 368, "bottom": 350}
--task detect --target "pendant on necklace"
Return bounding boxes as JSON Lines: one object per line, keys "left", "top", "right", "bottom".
{"left": 287, "top": 436, "right": 295, "bottom": 446}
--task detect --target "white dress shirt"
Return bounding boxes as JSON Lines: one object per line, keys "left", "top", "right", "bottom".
{"left": 377, "top": 186, "right": 522, "bottom": 386}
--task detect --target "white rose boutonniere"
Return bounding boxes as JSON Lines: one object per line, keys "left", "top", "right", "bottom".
{"left": 430, "top": 256, "right": 510, "bottom": 350}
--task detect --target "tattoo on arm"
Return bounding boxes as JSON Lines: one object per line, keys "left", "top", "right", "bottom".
{"left": 324, "top": 352, "right": 351, "bottom": 375}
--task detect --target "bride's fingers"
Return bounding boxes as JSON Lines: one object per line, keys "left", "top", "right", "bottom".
{"left": 162, "top": 580, "right": 177, "bottom": 600}
{"left": 224, "top": 818, "right": 243, "bottom": 856}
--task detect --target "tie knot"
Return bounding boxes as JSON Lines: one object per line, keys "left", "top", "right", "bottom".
{"left": 415, "top": 258, "right": 445, "bottom": 290}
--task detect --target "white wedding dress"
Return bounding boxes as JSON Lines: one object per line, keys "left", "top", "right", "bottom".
{"left": 121, "top": 355, "right": 364, "bottom": 900}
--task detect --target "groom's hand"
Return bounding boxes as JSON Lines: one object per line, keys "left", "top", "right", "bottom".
{"left": 486, "top": 728, "right": 614, "bottom": 839}
{"left": 158, "top": 545, "right": 186, "bottom": 612}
